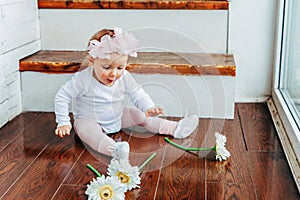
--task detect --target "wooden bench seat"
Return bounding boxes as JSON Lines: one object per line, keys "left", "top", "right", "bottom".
{"left": 38, "top": 0, "right": 229, "bottom": 10}
{"left": 19, "top": 51, "right": 236, "bottom": 76}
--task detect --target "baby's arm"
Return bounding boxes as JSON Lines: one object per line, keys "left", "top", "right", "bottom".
{"left": 146, "top": 107, "right": 164, "bottom": 117}
{"left": 125, "top": 71, "right": 161, "bottom": 116}
{"left": 54, "top": 84, "right": 72, "bottom": 137}
{"left": 54, "top": 73, "right": 82, "bottom": 137}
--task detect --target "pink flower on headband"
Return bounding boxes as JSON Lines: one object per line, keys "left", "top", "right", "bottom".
{"left": 87, "top": 27, "right": 139, "bottom": 59}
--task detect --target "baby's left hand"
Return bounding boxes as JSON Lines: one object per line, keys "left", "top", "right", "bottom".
{"left": 146, "top": 107, "right": 164, "bottom": 117}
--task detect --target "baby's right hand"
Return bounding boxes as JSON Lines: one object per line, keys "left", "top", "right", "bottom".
{"left": 146, "top": 107, "right": 164, "bottom": 117}
{"left": 55, "top": 125, "right": 71, "bottom": 138}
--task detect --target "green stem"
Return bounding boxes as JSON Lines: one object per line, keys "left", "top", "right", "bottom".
{"left": 138, "top": 152, "right": 157, "bottom": 171}
{"left": 87, "top": 164, "right": 102, "bottom": 177}
{"left": 164, "top": 137, "right": 214, "bottom": 151}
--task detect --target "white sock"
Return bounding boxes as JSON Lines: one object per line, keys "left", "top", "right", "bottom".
{"left": 112, "top": 141, "right": 130, "bottom": 160}
{"left": 173, "top": 115, "right": 198, "bottom": 139}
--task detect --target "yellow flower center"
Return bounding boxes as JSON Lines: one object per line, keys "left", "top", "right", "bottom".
{"left": 98, "top": 186, "right": 113, "bottom": 199}
{"left": 116, "top": 171, "right": 130, "bottom": 184}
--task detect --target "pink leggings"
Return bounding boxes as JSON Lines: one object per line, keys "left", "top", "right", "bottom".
{"left": 74, "top": 106, "right": 178, "bottom": 156}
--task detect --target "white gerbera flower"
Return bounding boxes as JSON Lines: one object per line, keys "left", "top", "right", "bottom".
{"left": 85, "top": 175, "right": 126, "bottom": 200}
{"left": 107, "top": 158, "right": 141, "bottom": 191}
{"left": 214, "top": 132, "right": 231, "bottom": 161}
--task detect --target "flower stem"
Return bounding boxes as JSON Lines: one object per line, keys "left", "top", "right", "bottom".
{"left": 87, "top": 164, "right": 102, "bottom": 177}
{"left": 138, "top": 152, "right": 157, "bottom": 171}
{"left": 164, "top": 137, "right": 213, "bottom": 151}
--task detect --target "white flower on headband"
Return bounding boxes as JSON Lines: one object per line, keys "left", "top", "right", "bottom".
{"left": 87, "top": 27, "right": 139, "bottom": 59}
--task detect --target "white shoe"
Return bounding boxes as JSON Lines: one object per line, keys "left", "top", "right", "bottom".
{"left": 174, "top": 115, "right": 198, "bottom": 139}
{"left": 112, "top": 141, "right": 130, "bottom": 160}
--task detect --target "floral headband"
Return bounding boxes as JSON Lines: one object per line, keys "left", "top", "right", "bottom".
{"left": 87, "top": 27, "right": 139, "bottom": 59}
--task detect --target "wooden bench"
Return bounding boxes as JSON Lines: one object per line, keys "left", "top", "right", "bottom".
{"left": 38, "top": 0, "right": 229, "bottom": 10}
{"left": 20, "top": 50, "right": 236, "bottom": 118}
{"left": 19, "top": 51, "right": 235, "bottom": 76}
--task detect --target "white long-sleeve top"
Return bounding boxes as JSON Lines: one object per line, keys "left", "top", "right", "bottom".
{"left": 54, "top": 66, "right": 155, "bottom": 133}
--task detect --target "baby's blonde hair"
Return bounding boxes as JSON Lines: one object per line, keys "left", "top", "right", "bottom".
{"left": 88, "top": 29, "right": 114, "bottom": 46}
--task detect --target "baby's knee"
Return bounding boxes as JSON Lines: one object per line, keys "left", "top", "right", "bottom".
{"left": 125, "top": 107, "right": 147, "bottom": 125}
{"left": 132, "top": 111, "right": 148, "bottom": 126}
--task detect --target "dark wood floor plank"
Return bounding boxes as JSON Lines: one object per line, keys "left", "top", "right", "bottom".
{"left": 207, "top": 182, "right": 257, "bottom": 200}
{"left": 127, "top": 130, "right": 166, "bottom": 200}
{"left": 128, "top": 130, "right": 166, "bottom": 169}
{"left": 0, "top": 113, "right": 56, "bottom": 197}
{"left": 203, "top": 107, "right": 258, "bottom": 199}
{"left": 205, "top": 108, "right": 253, "bottom": 184}
{"left": 157, "top": 152, "right": 204, "bottom": 199}
{"left": 155, "top": 118, "right": 206, "bottom": 199}
{"left": 1, "top": 113, "right": 85, "bottom": 199}
{"left": 62, "top": 149, "right": 112, "bottom": 186}
{"left": 203, "top": 107, "right": 246, "bottom": 153}
{"left": 0, "top": 112, "right": 43, "bottom": 151}
{"left": 206, "top": 153, "right": 253, "bottom": 185}
{"left": 52, "top": 185, "right": 87, "bottom": 200}
{"left": 130, "top": 170, "right": 160, "bottom": 200}
{"left": 237, "top": 103, "right": 283, "bottom": 152}
{"left": 249, "top": 152, "right": 300, "bottom": 200}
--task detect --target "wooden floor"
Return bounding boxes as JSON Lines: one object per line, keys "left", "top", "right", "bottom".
{"left": 0, "top": 103, "right": 299, "bottom": 200}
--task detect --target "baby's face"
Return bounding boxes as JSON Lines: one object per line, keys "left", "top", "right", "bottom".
{"left": 92, "top": 53, "right": 128, "bottom": 86}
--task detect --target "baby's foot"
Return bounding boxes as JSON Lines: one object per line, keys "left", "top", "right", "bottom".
{"left": 174, "top": 115, "right": 199, "bottom": 139}
{"left": 112, "top": 141, "right": 130, "bottom": 160}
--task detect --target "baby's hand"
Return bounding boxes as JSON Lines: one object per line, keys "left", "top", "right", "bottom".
{"left": 55, "top": 125, "right": 71, "bottom": 138}
{"left": 146, "top": 107, "right": 164, "bottom": 117}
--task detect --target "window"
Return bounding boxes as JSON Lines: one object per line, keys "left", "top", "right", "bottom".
{"left": 279, "top": 0, "right": 300, "bottom": 126}
{"left": 272, "top": 0, "right": 300, "bottom": 188}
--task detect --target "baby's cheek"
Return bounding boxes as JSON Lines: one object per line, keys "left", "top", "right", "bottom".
{"left": 100, "top": 73, "right": 108, "bottom": 79}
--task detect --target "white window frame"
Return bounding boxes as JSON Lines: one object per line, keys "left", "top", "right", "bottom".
{"left": 269, "top": 0, "right": 300, "bottom": 191}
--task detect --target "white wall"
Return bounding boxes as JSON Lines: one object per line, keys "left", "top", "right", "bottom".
{"left": 229, "top": 0, "right": 277, "bottom": 102}
{"left": 39, "top": 10, "right": 228, "bottom": 53}
{"left": 0, "top": 0, "right": 40, "bottom": 128}
{"left": 38, "top": 1, "right": 278, "bottom": 102}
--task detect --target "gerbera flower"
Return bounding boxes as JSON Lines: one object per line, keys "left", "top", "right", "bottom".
{"left": 107, "top": 158, "right": 141, "bottom": 191}
{"left": 85, "top": 175, "right": 126, "bottom": 200}
{"left": 164, "top": 132, "right": 231, "bottom": 161}
{"left": 214, "top": 132, "right": 231, "bottom": 161}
